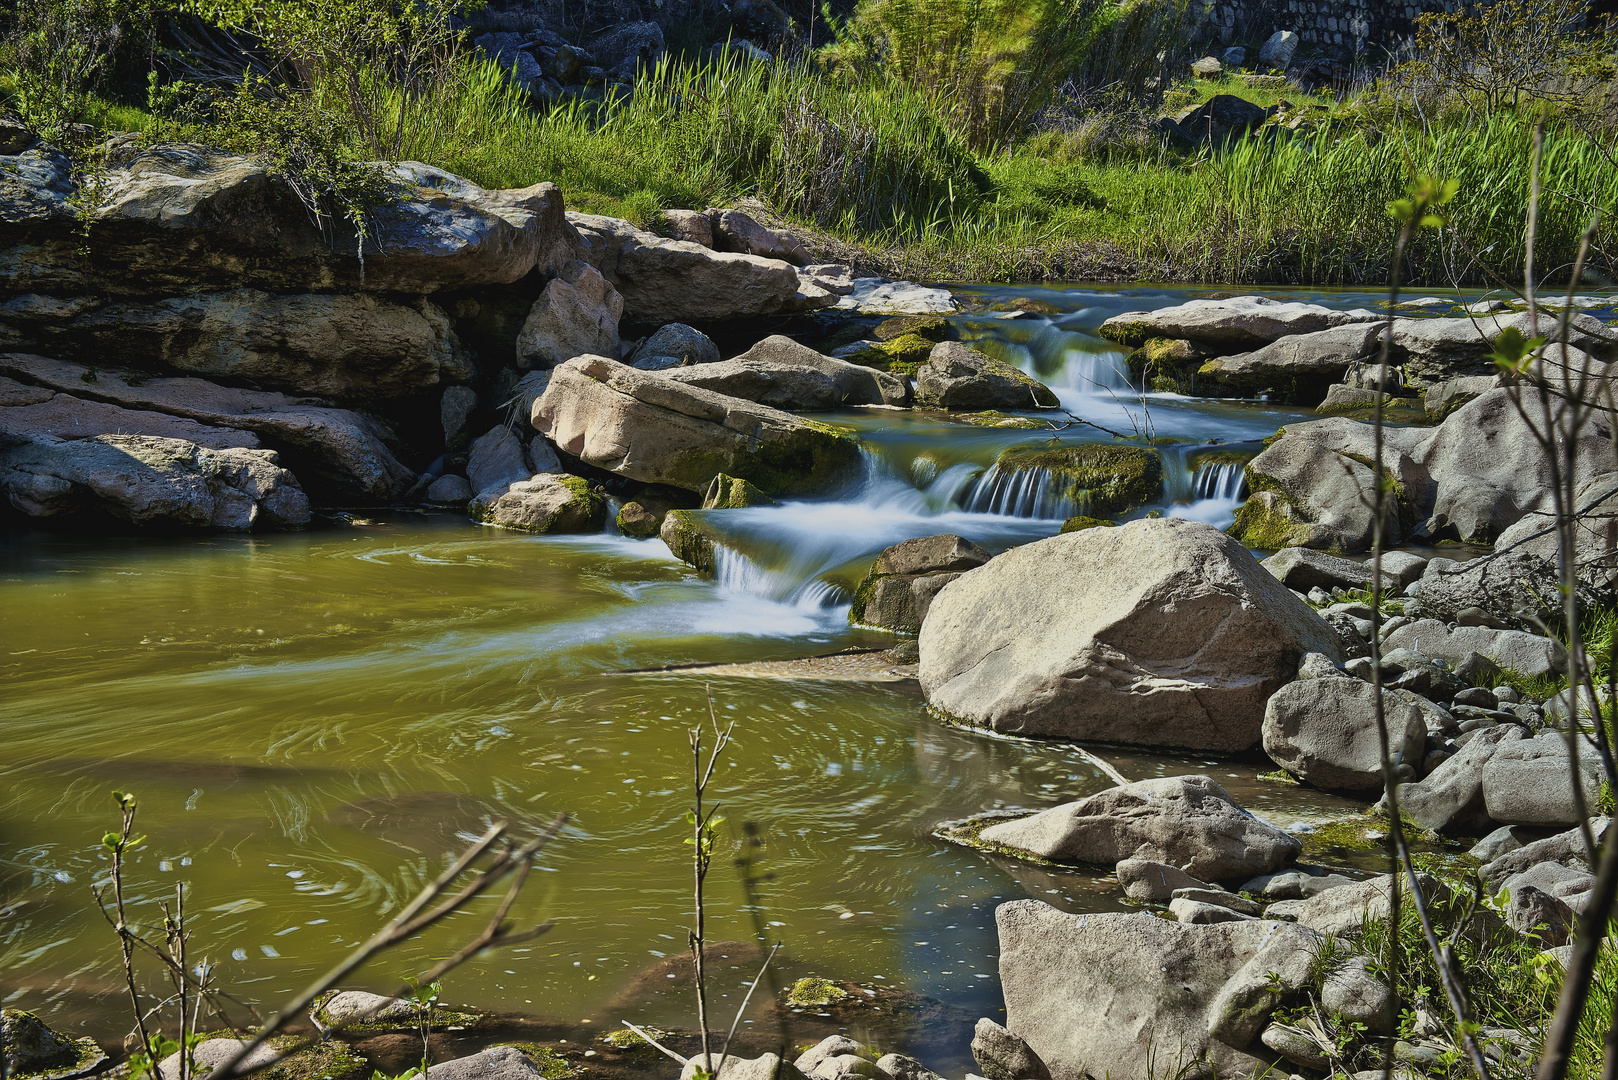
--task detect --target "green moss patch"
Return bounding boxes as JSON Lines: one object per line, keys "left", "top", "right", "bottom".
{"left": 661, "top": 510, "right": 718, "bottom": 574}
{"left": 599, "top": 1026, "right": 672, "bottom": 1052}
{"left": 996, "top": 443, "right": 1163, "bottom": 518}
{"left": 703, "top": 473, "right": 777, "bottom": 509}
{"left": 494, "top": 1045, "right": 581, "bottom": 1080}
{"left": 874, "top": 314, "right": 953, "bottom": 343}
{"left": 785, "top": 978, "right": 851, "bottom": 1008}
{"left": 1059, "top": 515, "right": 1118, "bottom": 533}
{"left": 1097, "top": 319, "right": 1154, "bottom": 348}
{"left": 933, "top": 811, "right": 1058, "bottom": 868}
{"left": 948, "top": 410, "right": 1046, "bottom": 429}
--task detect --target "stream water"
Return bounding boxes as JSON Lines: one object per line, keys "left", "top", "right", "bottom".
{"left": 0, "top": 284, "right": 1431, "bottom": 1069}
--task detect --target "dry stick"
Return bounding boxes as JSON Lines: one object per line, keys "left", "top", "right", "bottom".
{"left": 690, "top": 689, "right": 735, "bottom": 1072}
{"left": 106, "top": 798, "right": 157, "bottom": 1064}
{"left": 713, "top": 942, "right": 782, "bottom": 1079}
{"left": 211, "top": 814, "right": 564, "bottom": 1080}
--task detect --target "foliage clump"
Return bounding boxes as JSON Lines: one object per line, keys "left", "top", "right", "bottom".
{"left": 785, "top": 977, "right": 851, "bottom": 1008}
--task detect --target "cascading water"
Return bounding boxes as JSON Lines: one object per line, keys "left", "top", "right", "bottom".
{"left": 962, "top": 466, "right": 1078, "bottom": 520}
{"left": 1193, "top": 462, "right": 1247, "bottom": 501}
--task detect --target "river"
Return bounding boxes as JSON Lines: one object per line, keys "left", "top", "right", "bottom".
{"left": 0, "top": 284, "right": 1427, "bottom": 1070}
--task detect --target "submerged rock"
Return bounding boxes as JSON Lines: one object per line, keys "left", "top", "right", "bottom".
{"left": 918, "top": 518, "right": 1342, "bottom": 751}
{"left": 534, "top": 355, "right": 862, "bottom": 496}
{"left": 978, "top": 775, "right": 1301, "bottom": 880}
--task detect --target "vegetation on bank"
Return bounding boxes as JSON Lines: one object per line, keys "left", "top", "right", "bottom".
{"left": 3, "top": 0, "right": 1616, "bottom": 285}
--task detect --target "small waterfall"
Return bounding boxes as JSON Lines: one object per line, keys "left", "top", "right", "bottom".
{"left": 712, "top": 544, "right": 847, "bottom": 611}
{"left": 962, "top": 466, "right": 1078, "bottom": 520}
{"left": 1193, "top": 462, "right": 1246, "bottom": 501}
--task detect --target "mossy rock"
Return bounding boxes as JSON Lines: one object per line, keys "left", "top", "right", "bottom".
{"left": 258, "top": 1038, "right": 370, "bottom": 1080}
{"left": 702, "top": 473, "right": 777, "bottom": 509}
{"left": 494, "top": 1045, "right": 582, "bottom": 1080}
{"left": 844, "top": 333, "right": 934, "bottom": 376}
{"left": 995, "top": 443, "right": 1164, "bottom": 518}
{"left": 1128, "top": 338, "right": 1209, "bottom": 394}
{"left": 1059, "top": 515, "right": 1118, "bottom": 533}
{"left": 785, "top": 978, "right": 850, "bottom": 1008}
{"left": 653, "top": 418, "right": 862, "bottom": 498}
{"left": 932, "top": 811, "right": 1056, "bottom": 867}
{"left": 1228, "top": 481, "right": 1314, "bottom": 552}
{"left": 661, "top": 509, "right": 720, "bottom": 574}
{"left": 1, "top": 1010, "right": 107, "bottom": 1080}
{"left": 874, "top": 314, "right": 954, "bottom": 343}
{"left": 598, "top": 1026, "right": 673, "bottom": 1053}
{"left": 1097, "top": 319, "right": 1156, "bottom": 348}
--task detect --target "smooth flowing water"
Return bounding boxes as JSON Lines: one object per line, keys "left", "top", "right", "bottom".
{"left": 0, "top": 285, "right": 1400, "bottom": 1067}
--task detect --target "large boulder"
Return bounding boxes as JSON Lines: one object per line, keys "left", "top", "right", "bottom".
{"left": 627, "top": 323, "right": 721, "bottom": 367}
{"left": 1232, "top": 417, "right": 1426, "bottom": 552}
{"left": 1398, "top": 724, "right": 1529, "bottom": 833}
{"left": 466, "top": 425, "right": 540, "bottom": 497}
{"left": 1196, "top": 322, "right": 1382, "bottom": 400}
{"left": 0, "top": 290, "right": 472, "bottom": 399}
{"left": 851, "top": 534, "right": 990, "bottom": 634}
{"left": 1414, "top": 387, "right": 1613, "bottom": 543}
{"left": 1099, "top": 297, "right": 1379, "bottom": 350}
{"left": 533, "top": 355, "right": 862, "bottom": 496}
{"left": 667, "top": 358, "right": 842, "bottom": 411}
{"left": 568, "top": 212, "right": 830, "bottom": 322}
{"left": 1, "top": 433, "right": 309, "bottom": 531}
{"left": 978, "top": 775, "right": 1302, "bottom": 881}
{"left": 0, "top": 354, "right": 413, "bottom": 502}
{"left": 0, "top": 146, "right": 577, "bottom": 296}
{"left": 1391, "top": 312, "right": 1614, "bottom": 387}
{"left": 514, "top": 260, "right": 623, "bottom": 368}
{"left": 1481, "top": 733, "right": 1605, "bottom": 826}
{"left": 727, "top": 335, "right": 909, "bottom": 407}
{"left": 995, "top": 901, "right": 1321, "bottom": 1080}
{"left": 1261, "top": 677, "right": 1425, "bottom": 792}
{"left": 914, "top": 342, "right": 1058, "bottom": 411}
{"left": 918, "top": 518, "right": 1343, "bottom": 751}
{"left": 1382, "top": 618, "right": 1564, "bottom": 679}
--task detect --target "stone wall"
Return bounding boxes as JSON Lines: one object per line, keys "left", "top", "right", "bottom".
{"left": 1200, "top": 0, "right": 1462, "bottom": 55}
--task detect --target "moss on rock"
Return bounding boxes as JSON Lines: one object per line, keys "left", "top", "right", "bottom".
{"left": 948, "top": 410, "right": 1046, "bottom": 429}
{"left": 1059, "top": 515, "right": 1119, "bottom": 533}
{"left": 785, "top": 978, "right": 851, "bottom": 1008}
{"left": 494, "top": 1045, "right": 581, "bottom": 1080}
{"left": 1097, "top": 319, "right": 1155, "bottom": 348}
{"left": 874, "top": 314, "right": 953, "bottom": 343}
{"left": 995, "top": 443, "right": 1163, "bottom": 518}
{"left": 845, "top": 333, "right": 934, "bottom": 376}
{"left": 660, "top": 509, "right": 719, "bottom": 575}
{"left": 599, "top": 1026, "right": 672, "bottom": 1052}
{"left": 702, "top": 473, "right": 777, "bottom": 509}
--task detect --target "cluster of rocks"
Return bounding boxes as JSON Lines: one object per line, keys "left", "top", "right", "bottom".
{"left": 0, "top": 136, "right": 1041, "bottom": 535}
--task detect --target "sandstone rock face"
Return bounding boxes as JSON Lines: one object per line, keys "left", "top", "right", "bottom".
{"left": 515, "top": 260, "right": 623, "bottom": 369}
{"left": 918, "top": 518, "right": 1342, "bottom": 750}
{"left": 1, "top": 433, "right": 309, "bottom": 530}
{"left": 731, "top": 335, "right": 909, "bottom": 407}
{"left": 533, "top": 355, "right": 862, "bottom": 496}
{"left": 995, "top": 901, "right": 1317, "bottom": 1080}
{"left": 1262, "top": 677, "right": 1426, "bottom": 792}
{"left": 1197, "top": 321, "right": 1381, "bottom": 396}
{"left": 978, "top": 775, "right": 1301, "bottom": 881}
{"left": 914, "top": 341, "right": 1057, "bottom": 411}
{"left": 0, "top": 146, "right": 578, "bottom": 296}
{"left": 1099, "top": 297, "right": 1379, "bottom": 350}
{"left": 1, "top": 290, "right": 471, "bottom": 399}
{"left": 568, "top": 213, "right": 828, "bottom": 322}
{"left": 0, "top": 354, "right": 413, "bottom": 502}
{"left": 0, "top": 380, "right": 261, "bottom": 449}
{"left": 471, "top": 473, "right": 604, "bottom": 533}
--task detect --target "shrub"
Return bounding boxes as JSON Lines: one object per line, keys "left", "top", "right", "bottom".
{"left": 1, "top": 0, "right": 150, "bottom": 137}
